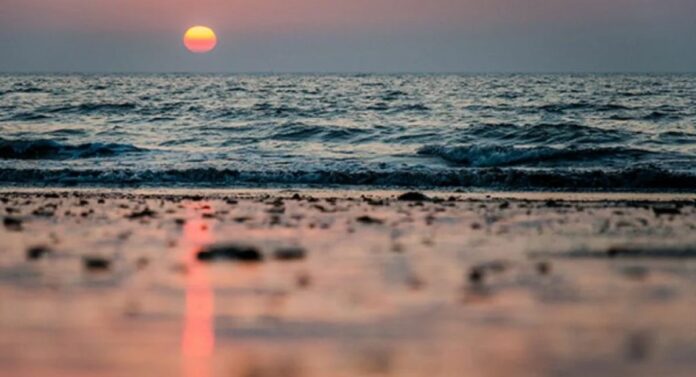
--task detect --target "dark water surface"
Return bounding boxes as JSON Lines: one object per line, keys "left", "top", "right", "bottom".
{"left": 1, "top": 73, "right": 695, "bottom": 190}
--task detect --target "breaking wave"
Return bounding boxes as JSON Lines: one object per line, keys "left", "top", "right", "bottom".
{"left": 0, "top": 138, "right": 146, "bottom": 160}
{"left": 0, "top": 166, "right": 694, "bottom": 191}
{"left": 417, "top": 144, "right": 657, "bottom": 167}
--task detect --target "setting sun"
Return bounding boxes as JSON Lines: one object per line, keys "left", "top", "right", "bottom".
{"left": 183, "top": 26, "right": 217, "bottom": 53}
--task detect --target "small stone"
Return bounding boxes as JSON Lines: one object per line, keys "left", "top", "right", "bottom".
{"left": 545, "top": 200, "right": 560, "bottom": 208}
{"left": 197, "top": 243, "right": 263, "bottom": 262}
{"left": 536, "top": 261, "right": 551, "bottom": 275}
{"left": 32, "top": 207, "right": 55, "bottom": 217}
{"left": 274, "top": 246, "right": 306, "bottom": 261}
{"left": 26, "top": 245, "right": 52, "bottom": 260}
{"left": 652, "top": 206, "right": 680, "bottom": 217}
{"left": 126, "top": 208, "right": 157, "bottom": 219}
{"left": 356, "top": 215, "right": 384, "bottom": 225}
{"left": 468, "top": 267, "right": 484, "bottom": 283}
{"left": 397, "top": 192, "right": 430, "bottom": 201}
{"left": 3, "top": 217, "right": 22, "bottom": 231}
{"left": 83, "top": 256, "right": 111, "bottom": 271}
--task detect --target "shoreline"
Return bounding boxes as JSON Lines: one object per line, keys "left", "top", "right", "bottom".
{"left": 2, "top": 186, "right": 695, "bottom": 202}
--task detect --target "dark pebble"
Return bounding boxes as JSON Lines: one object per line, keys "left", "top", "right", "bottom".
{"left": 83, "top": 256, "right": 111, "bottom": 271}
{"left": 26, "top": 245, "right": 52, "bottom": 260}
{"left": 468, "top": 267, "right": 485, "bottom": 283}
{"left": 3, "top": 216, "right": 22, "bottom": 231}
{"left": 652, "top": 206, "right": 680, "bottom": 217}
{"left": 197, "top": 243, "right": 263, "bottom": 262}
{"left": 545, "top": 200, "right": 560, "bottom": 208}
{"left": 356, "top": 215, "right": 384, "bottom": 225}
{"left": 126, "top": 208, "right": 157, "bottom": 219}
{"left": 274, "top": 246, "right": 306, "bottom": 261}
{"left": 397, "top": 192, "right": 430, "bottom": 202}
{"left": 536, "top": 261, "right": 552, "bottom": 275}
{"left": 32, "top": 208, "right": 55, "bottom": 217}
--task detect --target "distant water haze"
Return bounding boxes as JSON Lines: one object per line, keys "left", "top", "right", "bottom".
{"left": 1, "top": 0, "right": 695, "bottom": 72}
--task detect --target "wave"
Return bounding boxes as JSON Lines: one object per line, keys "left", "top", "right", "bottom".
{"left": 365, "top": 103, "right": 430, "bottom": 112}
{"left": 417, "top": 144, "right": 656, "bottom": 167}
{"left": 461, "top": 123, "right": 633, "bottom": 144}
{"left": 609, "top": 111, "right": 682, "bottom": 121}
{"left": 537, "top": 102, "right": 632, "bottom": 113}
{"left": 1, "top": 87, "right": 45, "bottom": 95}
{"left": 40, "top": 102, "right": 137, "bottom": 115}
{"left": 0, "top": 138, "right": 146, "bottom": 160}
{"left": 268, "top": 122, "right": 369, "bottom": 142}
{"left": 0, "top": 166, "right": 694, "bottom": 190}
{"left": 4, "top": 112, "right": 52, "bottom": 122}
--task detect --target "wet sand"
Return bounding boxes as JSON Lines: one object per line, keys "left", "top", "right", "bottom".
{"left": 1, "top": 189, "right": 696, "bottom": 377}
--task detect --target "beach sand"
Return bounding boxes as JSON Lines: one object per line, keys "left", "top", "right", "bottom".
{"left": 1, "top": 189, "right": 696, "bottom": 377}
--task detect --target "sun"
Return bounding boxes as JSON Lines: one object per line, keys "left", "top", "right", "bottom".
{"left": 183, "top": 26, "right": 217, "bottom": 53}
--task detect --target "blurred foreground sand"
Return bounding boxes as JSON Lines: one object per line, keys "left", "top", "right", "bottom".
{"left": 1, "top": 189, "right": 696, "bottom": 377}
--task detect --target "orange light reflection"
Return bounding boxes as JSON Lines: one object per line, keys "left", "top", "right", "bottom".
{"left": 181, "top": 212, "right": 215, "bottom": 377}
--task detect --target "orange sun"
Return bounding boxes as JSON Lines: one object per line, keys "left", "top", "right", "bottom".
{"left": 183, "top": 26, "right": 217, "bottom": 53}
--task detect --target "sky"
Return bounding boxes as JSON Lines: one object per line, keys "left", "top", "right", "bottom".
{"left": 1, "top": 0, "right": 695, "bottom": 73}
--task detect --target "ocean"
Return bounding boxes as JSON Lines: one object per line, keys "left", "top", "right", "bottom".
{"left": 1, "top": 73, "right": 695, "bottom": 190}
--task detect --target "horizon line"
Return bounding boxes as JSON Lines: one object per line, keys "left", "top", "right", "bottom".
{"left": 2, "top": 70, "right": 696, "bottom": 75}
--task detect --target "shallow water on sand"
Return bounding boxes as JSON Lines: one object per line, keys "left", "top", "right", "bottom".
{"left": 1, "top": 73, "right": 696, "bottom": 190}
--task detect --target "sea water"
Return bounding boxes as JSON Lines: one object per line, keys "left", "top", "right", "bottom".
{"left": 1, "top": 73, "right": 695, "bottom": 190}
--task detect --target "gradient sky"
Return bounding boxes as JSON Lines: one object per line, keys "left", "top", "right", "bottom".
{"left": 1, "top": 0, "right": 695, "bottom": 72}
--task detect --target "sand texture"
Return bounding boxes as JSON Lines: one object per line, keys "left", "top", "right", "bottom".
{"left": 1, "top": 190, "right": 696, "bottom": 377}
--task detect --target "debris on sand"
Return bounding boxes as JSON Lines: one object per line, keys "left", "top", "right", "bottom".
{"left": 197, "top": 242, "right": 263, "bottom": 262}
{"left": 397, "top": 192, "right": 430, "bottom": 202}
{"left": 467, "top": 260, "right": 510, "bottom": 284}
{"left": 536, "top": 261, "right": 552, "bottom": 275}
{"left": 606, "top": 245, "right": 696, "bottom": 258}
{"left": 652, "top": 206, "right": 680, "bottom": 217}
{"left": 32, "top": 207, "right": 55, "bottom": 217}
{"left": 273, "top": 246, "right": 306, "bottom": 261}
{"left": 126, "top": 208, "right": 157, "bottom": 219}
{"left": 3, "top": 216, "right": 22, "bottom": 231}
{"left": 468, "top": 267, "right": 485, "bottom": 283}
{"left": 83, "top": 256, "right": 111, "bottom": 271}
{"left": 356, "top": 215, "right": 384, "bottom": 225}
{"left": 534, "top": 245, "right": 696, "bottom": 259}
{"left": 296, "top": 272, "right": 311, "bottom": 288}
{"left": 26, "top": 245, "right": 52, "bottom": 260}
